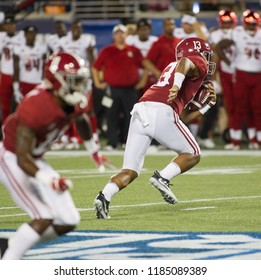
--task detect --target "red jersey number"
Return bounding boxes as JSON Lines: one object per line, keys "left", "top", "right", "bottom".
{"left": 245, "top": 47, "right": 261, "bottom": 60}
{"left": 3, "top": 47, "right": 11, "bottom": 60}
{"left": 25, "top": 58, "right": 40, "bottom": 71}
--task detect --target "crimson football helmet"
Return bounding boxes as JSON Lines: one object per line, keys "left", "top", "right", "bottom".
{"left": 44, "top": 52, "right": 89, "bottom": 107}
{"left": 175, "top": 37, "right": 216, "bottom": 75}
{"left": 218, "top": 9, "right": 237, "bottom": 28}
{"left": 243, "top": 9, "right": 260, "bottom": 25}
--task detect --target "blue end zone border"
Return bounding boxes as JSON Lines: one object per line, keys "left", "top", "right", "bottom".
{"left": 1, "top": 229, "right": 261, "bottom": 260}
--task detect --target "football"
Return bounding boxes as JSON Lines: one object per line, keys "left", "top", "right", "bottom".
{"left": 188, "top": 80, "right": 213, "bottom": 111}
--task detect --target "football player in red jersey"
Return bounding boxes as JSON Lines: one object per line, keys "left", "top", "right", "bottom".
{"left": 94, "top": 37, "right": 217, "bottom": 219}
{"left": 0, "top": 52, "right": 105, "bottom": 259}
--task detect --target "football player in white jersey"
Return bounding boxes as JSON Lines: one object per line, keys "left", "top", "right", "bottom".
{"left": 0, "top": 17, "right": 25, "bottom": 124}
{"left": 13, "top": 25, "right": 47, "bottom": 103}
{"left": 126, "top": 18, "right": 157, "bottom": 57}
{"left": 47, "top": 20, "right": 67, "bottom": 54}
{"left": 60, "top": 19, "right": 96, "bottom": 68}
{"left": 126, "top": 18, "right": 157, "bottom": 94}
{"left": 217, "top": 9, "right": 261, "bottom": 149}
{"left": 126, "top": 18, "right": 157, "bottom": 88}
{"left": 209, "top": 9, "right": 237, "bottom": 150}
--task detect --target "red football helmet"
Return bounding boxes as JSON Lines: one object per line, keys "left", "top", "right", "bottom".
{"left": 175, "top": 37, "right": 216, "bottom": 75}
{"left": 243, "top": 9, "right": 260, "bottom": 25}
{"left": 218, "top": 9, "right": 237, "bottom": 28}
{"left": 44, "top": 52, "right": 89, "bottom": 107}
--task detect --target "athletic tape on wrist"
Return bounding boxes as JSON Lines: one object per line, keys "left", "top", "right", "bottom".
{"left": 199, "top": 104, "right": 211, "bottom": 115}
{"left": 173, "top": 72, "right": 185, "bottom": 89}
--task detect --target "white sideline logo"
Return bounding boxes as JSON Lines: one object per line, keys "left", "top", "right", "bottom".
{"left": 13, "top": 231, "right": 261, "bottom": 260}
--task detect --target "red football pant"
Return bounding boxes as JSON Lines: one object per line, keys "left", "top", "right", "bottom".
{"left": 0, "top": 73, "right": 14, "bottom": 124}
{"left": 233, "top": 70, "right": 261, "bottom": 132}
{"left": 219, "top": 71, "right": 235, "bottom": 129}
{"left": 19, "top": 81, "right": 38, "bottom": 96}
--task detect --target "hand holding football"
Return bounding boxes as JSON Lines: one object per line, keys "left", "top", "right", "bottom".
{"left": 188, "top": 80, "right": 215, "bottom": 111}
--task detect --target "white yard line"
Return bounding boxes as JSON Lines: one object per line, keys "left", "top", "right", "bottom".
{"left": 46, "top": 149, "right": 261, "bottom": 158}
{"left": 182, "top": 206, "right": 217, "bottom": 211}
{"left": 1, "top": 195, "right": 260, "bottom": 218}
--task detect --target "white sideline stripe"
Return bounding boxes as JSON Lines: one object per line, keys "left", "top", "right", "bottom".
{"left": 0, "top": 206, "right": 18, "bottom": 210}
{"left": 182, "top": 206, "right": 216, "bottom": 211}
{"left": 0, "top": 213, "right": 28, "bottom": 217}
{"left": 1, "top": 195, "right": 260, "bottom": 218}
{"left": 46, "top": 149, "right": 261, "bottom": 158}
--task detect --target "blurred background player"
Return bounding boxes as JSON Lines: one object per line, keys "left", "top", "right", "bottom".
{"left": 217, "top": 9, "right": 261, "bottom": 149}
{"left": 126, "top": 18, "right": 157, "bottom": 94}
{"left": 47, "top": 20, "right": 67, "bottom": 54}
{"left": 60, "top": 19, "right": 96, "bottom": 69}
{"left": 13, "top": 25, "right": 47, "bottom": 102}
{"left": 174, "top": 12, "right": 209, "bottom": 40}
{"left": 143, "top": 18, "right": 181, "bottom": 82}
{"left": 209, "top": 9, "right": 237, "bottom": 149}
{"left": 0, "top": 17, "right": 24, "bottom": 127}
{"left": 0, "top": 52, "right": 96, "bottom": 259}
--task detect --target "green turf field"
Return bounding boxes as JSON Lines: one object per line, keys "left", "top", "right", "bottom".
{"left": 1, "top": 150, "right": 260, "bottom": 233}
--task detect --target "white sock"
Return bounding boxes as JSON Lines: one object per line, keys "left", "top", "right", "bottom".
{"left": 229, "top": 128, "right": 235, "bottom": 140}
{"left": 93, "top": 133, "right": 100, "bottom": 147}
{"left": 38, "top": 225, "right": 58, "bottom": 243}
{"left": 102, "top": 182, "right": 119, "bottom": 201}
{"left": 234, "top": 130, "right": 242, "bottom": 141}
{"left": 159, "top": 162, "right": 181, "bottom": 181}
{"left": 83, "top": 138, "right": 99, "bottom": 153}
{"left": 247, "top": 128, "right": 256, "bottom": 141}
{"left": 2, "top": 223, "right": 40, "bottom": 260}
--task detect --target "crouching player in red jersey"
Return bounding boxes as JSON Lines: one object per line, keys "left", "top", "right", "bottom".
{"left": 94, "top": 38, "right": 217, "bottom": 219}
{"left": 0, "top": 52, "right": 99, "bottom": 259}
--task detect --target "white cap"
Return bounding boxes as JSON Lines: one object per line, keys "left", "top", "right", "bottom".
{"left": 112, "top": 24, "right": 127, "bottom": 34}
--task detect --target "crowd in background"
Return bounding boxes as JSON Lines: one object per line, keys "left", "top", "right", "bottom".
{"left": 0, "top": 6, "right": 261, "bottom": 151}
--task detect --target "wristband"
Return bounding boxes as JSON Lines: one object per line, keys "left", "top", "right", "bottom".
{"left": 208, "top": 100, "right": 216, "bottom": 106}
{"left": 35, "top": 169, "right": 53, "bottom": 186}
{"left": 173, "top": 72, "right": 185, "bottom": 89}
{"left": 199, "top": 104, "right": 211, "bottom": 115}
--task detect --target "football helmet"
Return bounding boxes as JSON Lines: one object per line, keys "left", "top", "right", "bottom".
{"left": 243, "top": 9, "right": 260, "bottom": 25}
{"left": 44, "top": 52, "right": 89, "bottom": 107}
{"left": 218, "top": 9, "right": 237, "bottom": 27}
{"left": 175, "top": 37, "right": 216, "bottom": 75}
